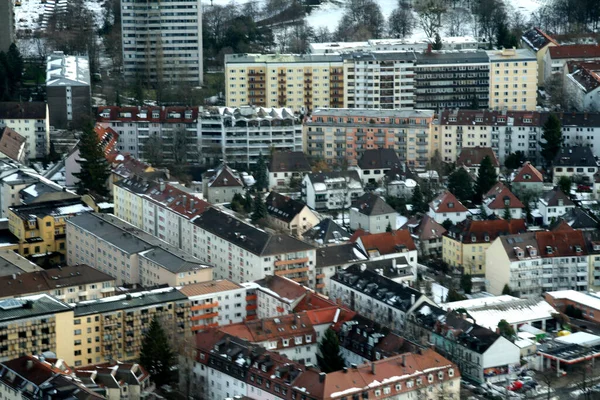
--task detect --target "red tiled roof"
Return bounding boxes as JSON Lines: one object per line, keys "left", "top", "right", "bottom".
{"left": 549, "top": 45, "right": 600, "bottom": 59}
{"left": 535, "top": 230, "right": 587, "bottom": 257}
{"left": 294, "top": 291, "right": 337, "bottom": 312}
{"left": 513, "top": 162, "right": 544, "bottom": 183}
{"left": 551, "top": 220, "right": 575, "bottom": 232}
{"left": 429, "top": 191, "right": 468, "bottom": 213}
{"left": 256, "top": 275, "right": 308, "bottom": 302}
{"left": 349, "top": 228, "right": 370, "bottom": 243}
{"left": 358, "top": 229, "right": 416, "bottom": 255}
{"left": 484, "top": 182, "right": 524, "bottom": 209}
{"left": 219, "top": 313, "right": 316, "bottom": 345}
{"left": 446, "top": 219, "right": 527, "bottom": 244}
{"left": 145, "top": 183, "right": 210, "bottom": 220}
{"left": 457, "top": 147, "right": 499, "bottom": 168}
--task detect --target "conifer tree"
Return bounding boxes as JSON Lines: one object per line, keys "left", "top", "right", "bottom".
{"left": 474, "top": 156, "right": 497, "bottom": 201}
{"left": 410, "top": 185, "right": 427, "bottom": 214}
{"left": 251, "top": 194, "right": 267, "bottom": 222}
{"left": 244, "top": 192, "right": 253, "bottom": 213}
{"left": 74, "top": 121, "right": 110, "bottom": 196}
{"left": 540, "top": 114, "right": 563, "bottom": 169}
{"left": 139, "top": 316, "right": 175, "bottom": 387}
{"left": 317, "top": 328, "right": 346, "bottom": 373}
{"left": 448, "top": 168, "right": 473, "bottom": 203}
{"left": 254, "top": 153, "right": 268, "bottom": 191}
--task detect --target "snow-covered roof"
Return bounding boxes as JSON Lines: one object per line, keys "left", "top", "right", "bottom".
{"left": 555, "top": 332, "right": 600, "bottom": 347}
{"left": 546, "top": 290, "right": 600, "bottom": 312}
{"left": 46, "top": 52, "right": 90, "bottom": 87}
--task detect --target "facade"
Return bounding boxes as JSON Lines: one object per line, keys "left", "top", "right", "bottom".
{"left": 456, "top": 146, "right": 500, "bottom": 177}
{"left": 482, "top": 182, "right": 524, "bottom": 219}
{"left": 73, "top": 361, "right": 154, "bottom": 400}
{"left": 202, "top": 164, "right": 244, "bottom": 204}
{"left": 354, "top": 229, "right": 418, "bottom": 267}
{"left": 268, "top": 150, "right": 311, "bottom": 190}
{"left": 403, "top": 215, "right": 446, "bottom": 258}
{"left": 537, "top": 188, "right": 575, "bottom": 225}
{"left": 265, "top": 191, "right": 320, "bottom": 238}
{"left": 544, "top": 290, "right": 600, "bottom": 325}
{"left": 565, "top": 62, "right": 600, "bottom": 112}
{"left": 552, "top": 145, "right": 598, "bottom": 184}
{"left": 46, "top": 52, "right": 91, "bottom": 129}
{"left": 66, "top": 212, "right": 213, "bottom": 286}
{"left": 486, "top": 230, "right": 589, "bottom": 298}
{"left": 544, "top": 44, "right": 600, "bottom": 84}
{"left": 301, "top": 170, "right": 363, "bottom": 211}
{"left": 349, "top": 193, "right": 397, "bottom": 234}
{"left": 521, "top": 27, "right": 559, "bottom": 86}
{"left": 0, "top": 0, "right": 14, "bottom": 52}
{"left": 428, "top": 191, "right": 469, "bottom": 225}
{"left": 413, "top": 51, "right": 490, "bottom": 109}
{"left": 511, "top": 162, "right": 544, "bottom": 195}
{"left": 0, "top": 102, "right": 50, "bottom": 159}
{"left": 120, "top": 0, "right": 203, "bottom": 84}
{"left": 443, "top": 219, "right": 527, "bottom": 276}
{"left": 199, "top": 106, "right": 303, "bottom": 167}
{"left": 192, "top": 207, "right": 317, "bottom": 287}
{"left": 356, "top": 148, "right": 402, "bottom": 185}
{"left": 487, "top": 48, "right": 538, "bottom": 111}
{"left": 304, "top": 108, "right": 435, "bottom": 168}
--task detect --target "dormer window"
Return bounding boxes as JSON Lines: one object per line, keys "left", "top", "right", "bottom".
{"left": 484, "top": 235, "right": 490, "bottom": 242}
{"left": 504, "top": 196, "right": 510, "bottom": 206}
{"left": 152, "top": 110, "right": 160, "bottom": 119}
{"left": 438, "top": 372, "right": 444, "bottom": 380}
{"left": 306, "top": 335, "right": 312, "bottom": 343}
{"left": 514, "top": 247, "right": 524, "bottom": 258}
{"left": 594, "top": 243, "right": 600, "bottom": 251}
{"left": 546, "top": 246, "right": 553, "bottom": 255}
{"left": 524, "top": 118, "right": 532, "bottom": 123}
{"left": 100, "top": 109, "right": 110, "bottom": 118}
{"left": 558, "top": 199, "right": 564, "bottom": 206}
{"left": 448, "top": 369, "right": 454, "bottom": 377}
{"left": 471, "top": 235, "right": 476, "bottom": 243}
{"left": 575, "top": 245, "right": 582, "bottom": 253}
{"left": 282, "top": 339, "right": 289, "bottom": 347}
{"left": 185, "top": 110, "right": 192, "bottom": 119}
{"left": 527, "top": 245, "right": 537, "bottom": 257}
{"left": 448, "top": 202, "right": 454, "bottom": 209}
{"left": 295, "top": 336, "right": 302, "bottom": 345}
{"left": 524, "top": 174, "right": 531, "bottom": 180}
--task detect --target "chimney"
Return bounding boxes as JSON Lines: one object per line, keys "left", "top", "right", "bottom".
{"left": 319, "top": 372, "right": 326, "bottom": 383}
{"left": 351, "top": 363, "right": 358, "bottom": 369}
{"left": 371, "top": 362, "right": 376, "bottom": 375}
{"left": 401, "top": 354, "right": 406, "bottom": 366}
{"left": 426, "top": 43, "right": 432, "bottom": 54}
{"left": 343, "top": 367, "right": 348, "bottom": 373}
{"left": 159, "top": 179, "right": 165, "bottom": 192}
{"left": 11, "top": 274, "right": 15, "bottom": 280}
{"left": 411, "top": 294, "right": 415, "bottom": 305}
{"left": 26, "top": 359, "right": 33, "bottom": 370}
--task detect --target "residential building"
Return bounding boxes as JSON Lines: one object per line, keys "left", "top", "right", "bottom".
{"left": 428, "top": 191, "right": 469, "bottom": 225}
{"left": 268, "top": 150, "right": 311, "bottom": 190}
{"left": 66, "top": 212, "right": 213, "bottom": 286}
{"left": 0, "top": 128, "right": 26, "bottom": 164}
{"left": 120, "top": 0, "right": 203, "bottom": 85}
{"left": 544, "top": 290, "right": 600, "bottom": 324}
{"left": 199, "top": 106, "right": 303, "bottom": 167}
{"left": 511, "top": 162, "right": 544, "bottom": 195}
{"left": 403, "top": 215, "right": 446, "bottom": 258}
{"left": 555, "top": 207, "right": 599, "bottom": 231}
{"left": 482, "top": 182, "right": 524, "bottom": 219}
{"left": 330, "top": 265, "right": 433, "bottom": 331}
{"left": 247, "top": 275, "right": 308, "bottom": 319}
{"left": 356, "top": 148, "right": 401, "bottom": 185}
{"left": 109, "top": 153, "right": 167, "bottom": 194}
{"left": 537, "top": 188, "right": 575, "bottom": 225}
{"left": 309, "top": 36, "right": 479, "bottom": 53}
{"left": 303, "top": 218, "right": 350, "bottom": 246}
{"left": 0, "top": 265, "right": 115, "bottom": 302}
{"left": 202, "top": 164, "right": 244, "bottom": 204}
{"left": 0, "top": 356, "right": 103, "bottom": 399}
{"left": 552, "top": 145, "right": 598, "bottom": 184}
{"left": 384, "top": 168, "right": 418, "bottom": 198}
{"left": 301, "top": 170, "right": 363, "bottom": 211}
{"left": 443, "top": 219, "right": 527, "bottom": 276}
{"left": 456, "top": 146, "right": 500, "bottom": 177}
{"left": 304, "top": 108, "right": 435, "bottom": 168}
{"left": 265, "top": 191, "right": 319, "bottom": 238}
{"left": 349, "top": 193, "right": 397, "bottom": 233}
{"left": 73, "top": 361, "right": 154, "bottom": 400}
{"left": 487, "top": 48, "right": 538, "bottom": 111}
{"left": 7, "top": 199, "right": 91, "bottom": 263}
{"left": 565, "top": 62, "right": 600, "bottom": 112}
{"left": 0, "top": 102, "right": 50, "bottom": 159}
{"left": 0, "top": 0, "right": 14, "bottom": 52}
{"left": 406, "top": 304, "right": 520, "bottom": 384}
{"left": 315, "top": 244, "right": 368, "bottom": 294}
{"left": 413, "top": 50, "right": 490, "bottom": 109}
{"left": 192, "top": 207, "right": 317, "bottom": 286}
{"left": 0, "top": 249, "right": 43, "bottom": 276}
{"left": 354, "top": 229, "right": 418, "bottom": 267}
{"left": 485, "top": 230, "right": 589, "bottom": 298}
{"left": 521, "top": 27, "right": 559, "bottom": 86}
{"left": 544, "top": 44, "right": 600, "bottom": 84}
{"left": 0, "top": 294, "right": 75, "bottom": 364}
{"left": 46, "top": 52, "right": 91, "bottom": 129}
{"left": 177, "top": 279, "right": 249, "bottom": 332}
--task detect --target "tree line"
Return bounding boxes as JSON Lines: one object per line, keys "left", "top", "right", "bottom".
{"left": 0, "top": 44, "right": 24, "bottom": 101}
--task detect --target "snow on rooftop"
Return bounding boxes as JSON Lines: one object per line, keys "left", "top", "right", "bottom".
{"left": 396, "top": 214, "right": 408, "bottom": 228}
{"left": 555, "top": 332, "right": 600, "bottom": 347}
{"left": 547, "top": 290, "right": 600, "bottom": 313}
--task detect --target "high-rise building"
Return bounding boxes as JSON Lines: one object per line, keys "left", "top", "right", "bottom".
{"left": 487, "top": 48, "right": 538, "bottom": 111}
{"left": 0, "top": 0, "right": 15, "bottom": 52}
{"left": 120, "top": 0, "right": 203, "bottom": 85}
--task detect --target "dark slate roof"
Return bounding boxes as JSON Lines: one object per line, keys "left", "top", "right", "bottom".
{"left": 315, "top": 243, "right": 367, "bottom": 268}
{"left": 541, "top": 188, "right": 575, "bottom": 207}
{"left": 521, "top": 27, "right": 558, "bottom": 52}
{"left": 193, "top": 208, "right": 315, "bottom": 256}
{"left": 357, "top": 148, "right": 401, "bottom": 170}
{"left": 303, "top": 218, "right": 350, "bottom": 245}
{"left": 204, "top": 164, "right": 243, "bottom": 188}
{"left": 10, "top": 198, "right": 90, "bottom": 221}
{"left": 415, "top": 50, "right": 489, "bottom": 64}
{"left": 266, "top": 192, "right": 307, "bottom": 223}
{"left": 140, "top": 247, "right": 211, "bottom": 274}
{"left": 558, "top": 207, "right": 598, "bottom": 230}
{"left": 0, "top": 295, "right": 71, "bottom": 323}
{"left": 306, "top": 170, "right": 361, "bottom": 184}
{"left": 352, "top": 193, "right": 396, "bottom": 216}
{"left": 553, "top": 146, "right": 597, "bottom": 167}
{"left": 0, "top": 102, "right": 47, "bottom": 119}
{"left": 269, "top": 151, "right": 311, "bottom": 173}
{"left": 74, "top": 288, "right": 187, "bottom": 316}
{"left": 331, "top": 265, "right": 423, "bottom": 312}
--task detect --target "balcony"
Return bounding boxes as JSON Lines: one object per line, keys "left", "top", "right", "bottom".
{"left": 100, "top": 286, "right": 114, "bottom": 293}
{"left": 275, "top": 267, "right": 310, "bottom": 276}
{"left": 191, "top": 312, "right": 219, "bottom": 321}
{"left": 274, "top": 257, "right": 309, "bottom": 267}
{"left": 191, "top": 302, "right": 219, "bottom": 311}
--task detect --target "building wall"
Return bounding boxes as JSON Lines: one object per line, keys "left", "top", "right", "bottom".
{"left": 488, "top": 51, "right": 537, "bottom": 111}
{"left": 0, "top": 110, "right": 49, "bottom": 159}
{"left": 114, "top": 184, "right": 145, "bottom": 228}
{"left": 427, "top": 208, "right": 468, "bottom": 225}
{"left": 47, "top": 85, "right": 91, "bottom": 129}
{"left": 138, "top": 255, "right": 213, "bottom": 287}
{"left": 553, "top": 164, "right": 598, "bottom": 185}
{"left": 544, "top": 293, "right": 600, "bottom": 324}
{"left": 205, "top": 186, "right": 243, "bottom": 204}
{"left": 7, "top": 212, "right": 68, "bottom": 260}
{"left": 484, "top": 238, "right": 512, "bottom": 296}
{"left": 537, "top": 202, "right": 574, "bottom": 225}
{"left": 188, "top": 288, "right": 247, "bottom": 332}
{"left": 268, "top": 170, "right": 309, "bottom": 190}
{"left": 349, "top": 210, "right": 397, "bottom": 234}
{"left": 0, "top": 0, "right": 14, "bottom": 53}
{"left": 0, "top": 280, "right": 116, "bottom": 303}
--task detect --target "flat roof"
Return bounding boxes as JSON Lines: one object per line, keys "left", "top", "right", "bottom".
{"left": 73, "top": 287, "right": 187, "bottom": 316}
{"left": 546, "top": 290, "right": 600, "bottom": 311}
{"left": 0, "top": 294, "right": 71, "bottom": 323}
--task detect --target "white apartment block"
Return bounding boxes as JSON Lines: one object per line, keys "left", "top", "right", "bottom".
{"left": 192, "top": 208, "right": 317, "bottom": 288}
{"left": 301, "top": 171, "right": 364, "bottom": 211}
{"left": 120, "top": 0, "right": 203, "bottom": 84}
{"left": 0, "top": 102, "right": 50, "bottom": 159}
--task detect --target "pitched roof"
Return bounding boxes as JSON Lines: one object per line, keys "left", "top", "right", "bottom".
{"left": 306, "top": 170, "right": 362, "bottom": 186}
{"left": 558, "top": 207, "right": 599, "bottom": 230}
{"left": 550, "top": 219, "right": 575, "bottom": 232}
{"left": 357, "top": 229, "right": 416, "bottom": 255}
{"left": 567, "top": 61, "right": 600, "bottom": 93}
{"left": 549, "top": 44, "right": 600, "bottom": 59}
{"left": 303, "top": 218, "right": 350, "bottom": 245}
{"left": 315, "top": 243, "right": 367, "bottom": 268}
{"left": 521, "top": 27, "right": 559, "bottom": 51}
{"left": 357, "top": 148, "right": 401, "bottom": 170}
{"left": 269, "top": 151, "right": 311, "bottom": 172}
{"left": 352, "top": 193, "right": 396, "bottom": 216}
{"left": 513, "top": 162, "right": 544, "bottom": 183}
{"left": 0, "top": 102, "right": 47, "bottom": 119}
{"left": 429, "top": 191, "right": 468, "bottom": 213}
{"left": 218, "top": 313, "right": 316, "bottom": 345}
{"left": 483, "top": 182, "right": 524, "bottom": 209}
{"left": 553, "top": 146, "right": 597, "bottom": 167}
{"left": 408, "top": 214, "right": 446, "bottom": 241}
{"left": 540, "top": 188, "right": 575, "bottom": 207}
{"left": 536, "top": 230, "right": 587, "bottom": 257}
{"left": 178, "top": 279, "right": 243, "bottom": 297}
{"left": 446, "top": 219, "right": 527, "bottom": 244}
{"left": 0, "top": 294, "right": 71, "bottom": 323}
{"left": 457, "top": 147, "right": 499, "bottom": 168}
{"left": 253, "top": 275, "right": 308, "bottom": 302}
{"left": 266, "top": 191, "right": 308, "bottom": 223}
{"left": 204, "top": 164, "right": 243, "bottom": 188}
{"left": 0, "top": 127, "right": 26, "bottom": 162}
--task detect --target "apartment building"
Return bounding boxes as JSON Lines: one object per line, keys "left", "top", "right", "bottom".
{"left": 7, "top": 199, "right": 92, "bottom": 262}
{"left": 0, "top": 295, "right": 74, "bottom": 364}
{"left": 120, "top": 0, "right": 203, "bottom": 85}
{"left": 0, "top": 265, "right": 115, "bottom": 302}
{"left": 487, "top": 48, "right": 538, "bottom": 111}
{"left": 309, "top": 36, "right": 479, "bottom": 54}
{"left": 403, "top": 215, "right": 446, "bottom": 258}
{"left": 486, "top": 230, "right": 589, "bottom": 298}
{"left": 198, "top": 106, "right": 303, "bottom": 167}
{"left": 246, "top": 275, "right": 310, "bottom": 318}
{"left": 521, "top": 27, "right": 559, "bottom": 86}
{"left": 356, "top": 148, "right": 401, "bottom": 185}
{"left": 537, "top": 188, "right": 575, "bottom": 225}
{"left": 73, "top": 361, "right": 154, "bottom": 400}
{"left": 456, "top": 146, "right": 500, "bottom": 177}
{"left": 512, "top": 162, "right": 544, "bottom": 195}
{"left": 0, "top": 249, "right": 43, "bottom": 276}
{"left": 0, "top": 128, "right": 26, "bottom": 164}
{"left": 0, "top": 102, "right": 50, "bottom": 159}
{"left": 0, "top": 0, "right": 14, "bottom": 52}
{"left": 544, "top": 44, "right": 600, "bottom": 83}
{"left": 268, "top": 150, "right": 311, "bottom": 190}
{"left": 178, "top": 280, "right": 250, "bottom": 332}
{"left": 349, "top": 193, "right": 397, "bottom": 234}
{"left": 301, "top": 170, "right": 364, "bottom": 211}
{"left": 304, "top": 108, "right": 435, "bottom": 167}
{"left": 552, "top": 145, "right": 598, "bottom": 184}
{"left": 565, "top": 61, "right": 600, "bottom": 112}
{"left": 225, "top": 53, "right": 345, "bottom": 110}
{"left": 66, "top": 212, "right": 213, "bottom": 286}
{"left": 265, "top": 191, "right": 320, "bottom": 238}
{"left": 192, "top": 207, "right": 317, "bottom": 286}
{"left": 443, "top": 219, "right": 527, "bottom": 276}
{"left": 413, "top": 51, "right": 490, "bottom": 109}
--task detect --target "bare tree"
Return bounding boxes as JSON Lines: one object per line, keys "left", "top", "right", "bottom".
{"left": 443, "top": 8, "right": 472, "bottom": 37}
{"left": 142, "top": 133, "right": 164, "bottom": 167}
{"left": 388, "top": 1, "right": 414, "bottom": 38}
{"left": 414, "top": 0, "right": 447, "bottom": 39}
{"left": 334, "top": 0, "right": 385, "bottom": 41}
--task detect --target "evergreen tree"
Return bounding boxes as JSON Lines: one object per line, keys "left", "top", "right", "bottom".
{"left": 139, "top": 316, "right": 175, "bottom": 387}
{"left": 73, "top": 121, "right": 110, "bottom": 196}
{"left": 479, "top": 204, "right": 488, "bottom": 219}
{"left": 502, "top": 284, "right": 512, "bottom": 295}
{"left": 254, "top": 153, "right": 268, "bottom": 191}
{"left": 540, "top": 114, "right": 563, "bottom": 169}
{"left": 441, "top": 219, "right": 453, "bottom": 230}
{"left": 460, "top": 274, "right": 473, "bottom": 294}
{"left": 251, "top": 195, "right": 267, "bottom": 222}
{"left": 410, "top": 185, "right": 426, "bottom": 214}
{"left": 115, "top": 88, "right": 122, "bottom": 107}
{"left": 317, "top": 328, "right": 346, "bottom": 373}
{"left": 432, "top": 32, "right": 443, "bottom": 50}
{"left": 498, "top": 319, "right": 516, "bottom": 339}
{"left": 474, "top": 156, "right": 497, "bottom": 202}
{"left": 231, "top": 193, "right": 245, "bottom": 213}
{"left": 47, "top": 141, "right": 61, "bottom": 163}
{"left": 558, "top": 176, "right": 572, "bottom": 195}
{"left": 448, "top": 168, "right": 473, "bottom": 203}
{"left": 503, "top": 205, "right": 511, "bottom": 220}
{"left": 504, "top": 151, "right": 526, "bottom": 170}
{"left": 5, "top": 44, "right": 23, "bottom": 95}
{"left": 386, "top": 221, "right": 392, "bottom": 232}
{"left": 445, "top": 288, "right": 466, "bottom": 302}
{"left": 244, "top": 192, "right": 253, "bottom": 213}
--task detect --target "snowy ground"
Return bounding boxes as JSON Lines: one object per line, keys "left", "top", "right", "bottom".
{"left": 13, "top": 0, "right": 105, "bottom": 34}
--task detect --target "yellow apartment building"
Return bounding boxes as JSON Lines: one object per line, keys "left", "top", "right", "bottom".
{"left": 487, "top": 48, "right": 538, "bottom": 111}
{"left": 7, "top": 199, "right": 91, "bottom": 263}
